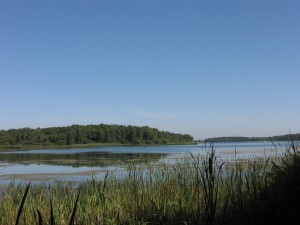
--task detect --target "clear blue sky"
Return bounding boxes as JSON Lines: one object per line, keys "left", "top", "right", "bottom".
{"left": 1, "top": 0, "right": 299, "bottom": 139}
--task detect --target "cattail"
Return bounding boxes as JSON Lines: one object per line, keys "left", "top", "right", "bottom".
{"left": 209, "top": 157, "right": 213, "bottom": 177}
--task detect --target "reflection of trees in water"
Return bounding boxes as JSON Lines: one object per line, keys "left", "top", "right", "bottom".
{"left": 0, "top": 152, "right": 168, "bottom": 168}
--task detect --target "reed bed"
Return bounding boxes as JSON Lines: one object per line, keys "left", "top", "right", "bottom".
{"left": 0, "top": 144, "right": 299, "bottom": 225}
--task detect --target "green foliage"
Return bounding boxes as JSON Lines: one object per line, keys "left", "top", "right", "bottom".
{"left": 205, "top": 133, "right": 300, "bottom": 142}
{"left": 260, "top": 143, "right": 300, "bottom": 225}
{"left": 0, "top": 124, "right": 193, "bottom": 147}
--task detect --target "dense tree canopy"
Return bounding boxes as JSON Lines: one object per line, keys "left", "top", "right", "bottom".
{"left": 204, "top": 134, "right": 300, "bottom": 143}
{"left": 0, "top": 124, "right": 193, "bottom": 146}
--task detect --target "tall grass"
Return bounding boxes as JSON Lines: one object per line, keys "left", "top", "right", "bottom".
{"left": 0, "top": 144, "right": 298, "bottom": 225}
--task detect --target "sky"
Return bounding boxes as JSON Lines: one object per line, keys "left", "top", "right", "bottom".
{"left": 0, "top": 0, "right": 300, "bottom": 140}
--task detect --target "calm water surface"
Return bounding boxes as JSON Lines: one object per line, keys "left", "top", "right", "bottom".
{"left": 0, "top": 141, "right": 295, "bottom": 184}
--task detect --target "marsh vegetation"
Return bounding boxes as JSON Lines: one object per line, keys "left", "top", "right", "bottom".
{"left": 0, "top": 143, "right": 299, "bottom": 225}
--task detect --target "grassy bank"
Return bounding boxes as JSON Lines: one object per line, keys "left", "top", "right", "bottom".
{"left": 0, "top": 144, "right": 299, "bottom": 225}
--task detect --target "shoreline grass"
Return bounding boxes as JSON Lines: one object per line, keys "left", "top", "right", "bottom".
{"left": 0, "top": 144, "right": 299, "bottom": 225}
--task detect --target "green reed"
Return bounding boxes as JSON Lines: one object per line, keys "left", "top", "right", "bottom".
{"left": 0, "top": 144, "right": 298, "bottom": 225}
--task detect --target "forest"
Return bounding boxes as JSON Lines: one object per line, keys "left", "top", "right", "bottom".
{"left": 204, "top": 133, "right": 300, "bottom": 142}
{"left": 0, "top": 124, "right": 193, "bottom": 146}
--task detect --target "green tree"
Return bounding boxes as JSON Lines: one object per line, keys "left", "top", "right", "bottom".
{"left": 66, "top": 130, "right": 73, "bottom": 145}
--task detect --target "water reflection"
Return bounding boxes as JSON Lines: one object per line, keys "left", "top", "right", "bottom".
{"left": 0, "top": 141, "right": 296, "bottom": 184}
{"left": 0, "top": 151, "right": 167, "bottom": 167}
{"left": 0, "top": 148, "right": 169, "bottom": 184}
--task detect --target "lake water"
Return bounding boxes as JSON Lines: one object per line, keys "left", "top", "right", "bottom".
{"left": 0, "top": 141, "right": 296, "bottom": 184}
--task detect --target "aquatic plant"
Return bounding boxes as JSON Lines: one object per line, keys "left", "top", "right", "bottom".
{"left": 0, "top": 144, "right": 298, "bottom": 225}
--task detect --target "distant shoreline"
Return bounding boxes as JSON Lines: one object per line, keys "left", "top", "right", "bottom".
{"left": 204, "top": 133, "right": 300, "bottom": 143}
{"left": 0, "top": 142, "right": 196, "bottom": 151}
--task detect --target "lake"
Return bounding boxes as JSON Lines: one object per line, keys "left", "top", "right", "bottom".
{"left": 0, "top": 141, "right": 295, "bottom": 184}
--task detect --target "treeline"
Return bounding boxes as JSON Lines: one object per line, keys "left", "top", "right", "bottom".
{"left": 204, "top": 133, "right": 300, "bottom": 143}
{"left": 0, "top": 124, "right": 193, "bottom": 146}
